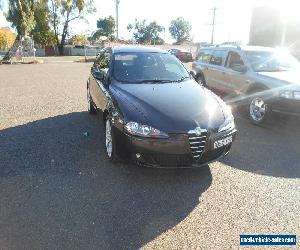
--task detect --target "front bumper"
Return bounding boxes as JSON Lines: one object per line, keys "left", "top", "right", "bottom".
{"left": 114, "top": 126, "right": 237, "bottom": 168}
{"left": 269, "top": 97, "right": 300, "bottom": 116}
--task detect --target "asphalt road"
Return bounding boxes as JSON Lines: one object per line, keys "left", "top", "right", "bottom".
{"left": 0, "top": 62, "right": 299, "bottom": 250}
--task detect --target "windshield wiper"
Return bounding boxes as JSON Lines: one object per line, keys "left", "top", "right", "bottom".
{"left": 137, "top": 79, "right": 174, "bottom": 83}
{"left": 174, "top": 76, "right": 190, "bottom": 82}
{"left": 137, "top": 77, "right": 190, "bottom": 83}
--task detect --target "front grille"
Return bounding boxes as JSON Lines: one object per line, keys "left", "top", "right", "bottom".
{"left": 188, "top": 129, "right": 208, "bottom": 160}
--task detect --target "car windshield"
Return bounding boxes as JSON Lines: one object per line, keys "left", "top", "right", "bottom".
{"left": 112, "top": 52, "right": 190, "bottom": 83}
{"left": 246, "top": 50, "right": 300, "bottom": 72}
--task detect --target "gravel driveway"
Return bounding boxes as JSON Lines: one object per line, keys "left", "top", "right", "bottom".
{"left": 0, "top": 62, "right": 299, "bottom": 249}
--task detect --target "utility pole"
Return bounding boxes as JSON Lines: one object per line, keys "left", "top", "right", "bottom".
{"left": 115, "top": 0, "right": 120, "bottom": 41}
{"left": 210, "top": 7, "right": 217, "bottom": 45}
{"left": 281, "top": 20, "right": 287, "bottom": 47}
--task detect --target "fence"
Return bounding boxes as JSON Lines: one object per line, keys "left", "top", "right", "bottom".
{"left": 5, "top": 43, "right": 198, "bottom": 58}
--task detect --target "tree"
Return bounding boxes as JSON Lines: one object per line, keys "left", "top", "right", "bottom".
{"left": 0, "top": 27, "right": 16, "bottom": 49}
{"left": 94, "top": 15, "right": 115, "bottom": 41}
{"left": 92, "top": 29, "right": 115, "bottom": 42}
{"left": 69, "top": 34, "right": 87, "bottom": 45}
{"left": 91, "top": 30, "right": 102, "bottom": 41}
{"left": 2, "top": 0, "right": 37, "bottom": 61}
{"left": 31, "top": 3, "right": 55, "bottom": 47}
{"left": 127, "top": 19, "right": 164, "bottom": 45}
{"left": 4, "top": 0, "right": 95, "bottom": 54}
{"left": 169, "top": 17, "right": 192, "bottom": 44}
{"left": 6, "top": 0, "right": 36, "bottom": 38}
{"left": 48, "top": 0, "right": 95, "bottom": 55}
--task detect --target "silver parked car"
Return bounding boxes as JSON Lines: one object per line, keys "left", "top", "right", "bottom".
{"left": 192, "top": 45, "right": 300, "bottom": 124}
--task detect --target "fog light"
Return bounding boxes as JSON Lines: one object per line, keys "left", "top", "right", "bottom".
{"left": 135, "top": 153, "right": 145, "bottom": 164}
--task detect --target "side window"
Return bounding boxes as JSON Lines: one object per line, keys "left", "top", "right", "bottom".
{"left": 159, "top": 54, "right": 180, "bottom": 73}
{"left": 113, "top": 53, "right": 138, "bottom": 81}
{"left": 226, "top": 51, "right": 244, "bottom": 70}
{"left": 196, "top": 51, "right": 205, "bottom": 61}
{"left": 94, "top": 49, "right": 111, "bottom": 72}
{"left": 210, "top": 50, "right": 227, "bottom": 66}
{"left": 196, "top": 49, "right": 212, "bottom": 63}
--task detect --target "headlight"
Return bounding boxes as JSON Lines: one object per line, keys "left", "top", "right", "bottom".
{"left": 279, "top": 90, "right": 300, "bottom": 100}
{"left": 124, "top": 121, "right": 168, "bottom": 138}
{"left": 219, "top": 105, "right": 235, "bottom": 132}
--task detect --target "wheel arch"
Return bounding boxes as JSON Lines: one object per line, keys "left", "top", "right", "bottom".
{"left": 246, "top": 82, "right": 269, "bottom": 95}
{"left": 195, "top": 70, "right": 205, "bottom": 79}
{"left": 87, "top": 78, "right": 90, "bottom": 89}
{"left": 242, "top": 82, "right": 273, "bottom": 102}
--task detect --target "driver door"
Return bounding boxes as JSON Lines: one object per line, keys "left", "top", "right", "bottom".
{"left": 225, "top": 51, "right": 248, "bottom": 97}
{"left": 207, "top": 49, "right": 230, "bottom": 94}
{"left": 90, "top": 49, "right": 111, "bottom": 111}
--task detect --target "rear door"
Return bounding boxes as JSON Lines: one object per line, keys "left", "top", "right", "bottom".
{"left": 206, "top": 49, "right": 230, "bottom": 93}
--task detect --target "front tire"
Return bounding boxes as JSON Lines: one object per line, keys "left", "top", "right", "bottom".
{"left": 196, "top": 74, "right": 206, "bottom": 86}
{"left": 248, "top": 96, "right": 270, "bottom": 125}
{"left": 105, "top": 118, "right": 118, "bottom": 162}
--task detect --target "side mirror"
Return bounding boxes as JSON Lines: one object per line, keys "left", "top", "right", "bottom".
{"left": 93, "top": 70, "right": 105, "bottom": 81}
{"left": 190, "top": 71, "right": 196, "bottom": 79}
{"left": 232, "top": 64, "right": 247, "bottom": 74}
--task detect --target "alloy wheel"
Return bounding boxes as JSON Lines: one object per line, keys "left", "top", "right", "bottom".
{"left": 249, "top": 97, "right": 267, "bottom": 122}
{"left": 105, "top": 119, "right": 113, "bottom": 158}
{"left": 87, "top": 87, "right": 91, "bottom": 112}
{"left": 87, "top": 86, "right": 97, "bottom": 114}
{"left": 196, "top": 75, "right": 205, "bottom": 86}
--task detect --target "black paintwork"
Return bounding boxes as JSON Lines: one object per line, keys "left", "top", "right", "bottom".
{"left": 110, "top": 80, "right": 225, "bottom": 133}
{"left": 88, "top": 46, "right": 236, "bottom": 167}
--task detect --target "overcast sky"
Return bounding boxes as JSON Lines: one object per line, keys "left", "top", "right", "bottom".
{"left": 0, "top": 0, "right": 298, "bottom": 44}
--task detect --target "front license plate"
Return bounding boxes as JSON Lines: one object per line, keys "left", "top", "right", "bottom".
{"left": 214, "top": 136, "right": 232, "bottom": 149}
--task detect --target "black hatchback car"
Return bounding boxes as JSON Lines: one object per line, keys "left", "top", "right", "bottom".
{"left": 87, "top": 46, "right": 236, "bottom": 167}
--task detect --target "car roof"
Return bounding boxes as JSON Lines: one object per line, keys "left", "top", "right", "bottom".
{"left": 240, "top": 45, "right": 275, "bottom": 52}
{"left": 199, "top": 45, "right": 276, "bottom": 53}
{"left": 112, "top": 46, "right": 168, "bottom": 54}
{"left": 172, "top": 48, "right": 188, "bottom": 52}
